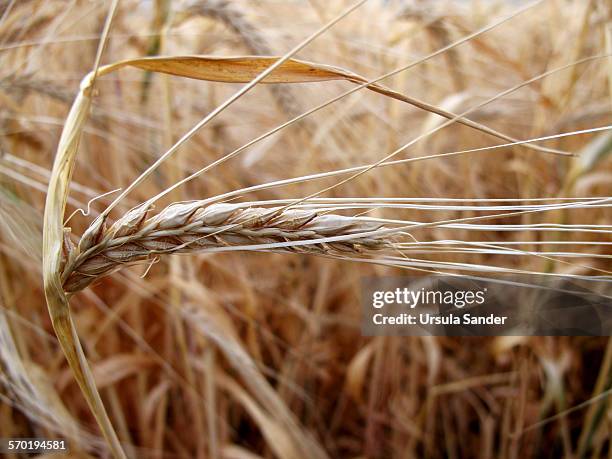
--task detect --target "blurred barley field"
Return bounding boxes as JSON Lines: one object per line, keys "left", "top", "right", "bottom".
{"left": 0, "top": 0, "right": 611, "bottom": 458}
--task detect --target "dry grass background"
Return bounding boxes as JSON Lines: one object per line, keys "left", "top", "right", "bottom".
{"left": 0, "top": 0, "right": 611, "bottom": 457}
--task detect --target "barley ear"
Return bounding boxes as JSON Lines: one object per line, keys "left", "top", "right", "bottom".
{"left": 42, "top": 76, "right": 127, "bottom": 459}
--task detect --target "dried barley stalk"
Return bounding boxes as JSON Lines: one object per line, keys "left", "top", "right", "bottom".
{"left": 42, "top": 8, "right": 550, "bottom": 454}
